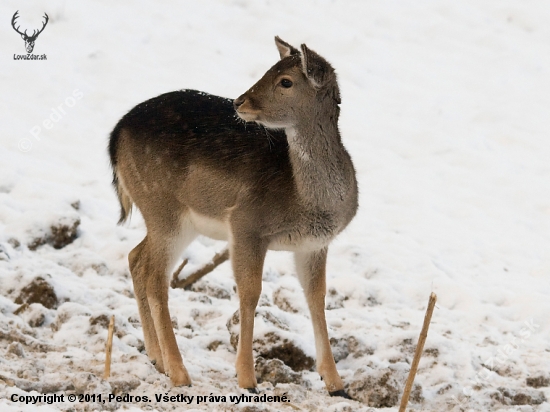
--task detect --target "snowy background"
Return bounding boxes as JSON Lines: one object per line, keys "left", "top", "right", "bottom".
{"left": 1, "top": 0, "right": 550, "bottom": 411}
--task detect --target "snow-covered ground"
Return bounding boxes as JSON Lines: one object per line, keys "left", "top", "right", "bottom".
{"left": 2, "top": 1, "right": 550, "bottom": 411}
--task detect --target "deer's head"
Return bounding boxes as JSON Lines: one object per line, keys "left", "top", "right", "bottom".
{"left": 234, "top": 36, "right": 340, "bottom": 130}
{"left": 12, "top": 11, "right": 49, "bottom": 54}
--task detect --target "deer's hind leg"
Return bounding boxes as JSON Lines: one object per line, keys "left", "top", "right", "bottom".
{"left": 128, "top": 212, "right": 197, "bottom": 386}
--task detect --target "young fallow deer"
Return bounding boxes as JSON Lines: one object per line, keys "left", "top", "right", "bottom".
{"left": 109, "top": 37, "right": 358, "bottom": 397}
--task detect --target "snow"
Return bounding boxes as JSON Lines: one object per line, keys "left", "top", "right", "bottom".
{"left": 1, "top": 0, "right": 550, "bottom": 411}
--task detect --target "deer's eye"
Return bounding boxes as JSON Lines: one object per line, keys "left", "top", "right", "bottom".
{"left": 280, "top": 79, "right": 293, "bottom": 88}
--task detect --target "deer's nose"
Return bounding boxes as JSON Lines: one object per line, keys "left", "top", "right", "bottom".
{"left": 233, "top": 96, "right": 246, "bottom": 110}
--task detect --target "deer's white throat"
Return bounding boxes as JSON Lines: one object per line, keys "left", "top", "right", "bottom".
{"left": 285, "top": 128, "right": 310, "bottom": 161}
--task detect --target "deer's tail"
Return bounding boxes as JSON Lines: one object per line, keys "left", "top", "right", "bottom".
{"left": 108, "top": 125, "right": 133, "bottom": 224}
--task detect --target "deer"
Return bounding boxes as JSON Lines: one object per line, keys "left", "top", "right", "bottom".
{"left": 108, "top": 37, "right": 358, "bottom": 397}
{"left": 11, "top": 11, "right": 49, "bottom": 54}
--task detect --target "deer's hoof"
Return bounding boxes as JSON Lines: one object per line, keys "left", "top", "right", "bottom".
{"left": 246, "top": 387, "right": 259, "bottom": 394}
{"left": 151, "top": 359, "right": 166, "bottom": 374}
{"left": 329, "top": 389, "right": 352, "bottom": 399}
{"left": 169, "top": 369, "right": 192, "bottom": 387}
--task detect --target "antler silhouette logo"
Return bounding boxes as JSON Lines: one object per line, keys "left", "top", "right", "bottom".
{"left": 11, "top": 11, "right": 49, "bottom": 54}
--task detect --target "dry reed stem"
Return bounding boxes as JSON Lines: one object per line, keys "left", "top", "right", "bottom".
{"left": 399, "top": 292, "right": 437, "bottom": 412}
{"left": 103, "top": 315, "right": 115, "bottom": 380}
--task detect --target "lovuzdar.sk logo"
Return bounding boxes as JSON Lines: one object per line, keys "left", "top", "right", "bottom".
{"left": 12, "top": 10, "right": 48, "bottom": 60}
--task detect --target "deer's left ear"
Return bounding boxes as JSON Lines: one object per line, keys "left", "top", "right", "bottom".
{"left": 300, "top": 44, "right": 334, "bottom": 89}
{"left": 275, "top": 36, "right": 300, "bottom": 59}
{"left": 20, "top": 34, "right": 25, "bottom": 40}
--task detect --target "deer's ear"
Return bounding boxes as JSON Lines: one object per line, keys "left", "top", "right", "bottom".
{"left": 300, "top": 44, "right": 334, "bottom": 89}
{"left": 275, "top": 36, "right": 300, "bottom": 59}
{"left": 21, "top": 34, "right": 25, "bottom": 40}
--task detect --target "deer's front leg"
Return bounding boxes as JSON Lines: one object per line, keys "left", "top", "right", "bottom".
{"left": 295, "top": 248, "right": 347, "bottom": 396}
{"left": 231, "top": 236, "right": 267, "bottom": 391}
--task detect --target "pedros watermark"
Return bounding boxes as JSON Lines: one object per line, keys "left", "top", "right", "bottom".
{"left": 448, "top": 317, "right": 541, "bottom": 411}
{"left": 11, "top": 10, "right": 48, "bottom": 60}
{"left": 19, "top": 89, "right": 84, "bottom": 153}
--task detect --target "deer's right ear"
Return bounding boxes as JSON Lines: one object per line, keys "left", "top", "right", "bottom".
{"left": 275, "top": 36, "right": 300, "bottom": 59}
{"left": 300, "top": 44, "right": 335, "bottom": 90}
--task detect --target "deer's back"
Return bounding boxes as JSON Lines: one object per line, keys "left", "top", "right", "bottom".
{"left": 110, "top": 90, "right": 289, "bottom": 173}
{"left": 110, "top": 90, "right": 305, "bottom": 238}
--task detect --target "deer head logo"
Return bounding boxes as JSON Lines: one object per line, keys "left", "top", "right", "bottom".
{"left": 11, "top": 11, "right": 49, "bottom": 54}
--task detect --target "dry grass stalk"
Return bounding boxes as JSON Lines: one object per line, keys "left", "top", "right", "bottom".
{"left": 399, "top": 292, "right": 437, "bottom": 412}
{"left": 103, "top": 315, "right": 115, "bottom": 380}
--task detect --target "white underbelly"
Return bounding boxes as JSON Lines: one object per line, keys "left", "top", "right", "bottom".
{"left": 188, "top": 210, "right": 229, "bottom": 241}
{"left": 268, "top": 234, "right": 332, "bottom": 252}
{"left": 188, "top": 210, "right": 333, "bottom": 253}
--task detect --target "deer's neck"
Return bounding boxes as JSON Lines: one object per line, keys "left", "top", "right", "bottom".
{"left": 285, "top": 109, "right": 355, "bottom": 212}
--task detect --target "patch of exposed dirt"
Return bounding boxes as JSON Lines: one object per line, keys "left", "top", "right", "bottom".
{"left": 255, "top": 356, "right": 303, "bottom": 386}
{"left": 15, "top": 277, "right": 59, "bottom": 309}
{"left": 27, "top": 216, "right": 80, "bottom": 250}
{"left": 191, "top": 279, "right": 231, "bottom": 300}
{"left": 256, "top": 332, "right": 314, "bottom": 372}
{"left": 526, "top": 375, "right": 550, "bottom": 388}
{"left": 346, "top": 367, "right": 423, "bottom": 408}
{"left": 492, "top": 387, "right": 547, "bottom": 406}
{"left": 330, "top": 334, "right": 374, "bottom": 362}
{"left": 226, "top": 311, "right": 314, "bottom": 372}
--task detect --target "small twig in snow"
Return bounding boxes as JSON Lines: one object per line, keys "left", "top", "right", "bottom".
{"left": 170, "top": 258, "right": 189, "bottom": 288}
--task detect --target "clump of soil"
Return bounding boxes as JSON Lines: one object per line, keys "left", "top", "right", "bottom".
{"left": 493, "top": 387, "right": 547, "bottom": 405}
{"left": 347, "top": 369, "right": 399, "bottom": 407}
{"left": 330, "top": 334, "right": 374, "bottom": 362}
{"left": 88, "top": 314, "right": 112, "bottom": 336}
{"left": 191, "top": 279, "right": 231, "bottom": 300}
{"left": 90, "top": 314, "right": 111, "bottom": 329}
{"left": 226, "top": 310, "right": 314, "bottom": 372}
{"left": 346, "top": 367, "right": 423, "bottom": 407}
{"left": 424, "top": 347, "right": 439, "bottom": 357}
{"left": 50, "top": 217, "right": 80, "bottom": 248}
{"left": 15, "top": 277, "right": 58, "bottom": 309}
{"left": 28, "top": 216, "right": 80, "bottom": 250}
{"left": 256, "top": 332, "right": 314, "bottom": 372}
{"left": 526, "top": 375, "right": 550, "bottom": 388}
{"left": 207, "top": 340, "right": 223, "bottom": 351}
{"left": 255, "top": 356, "right": 303, "bottom": 386}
